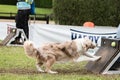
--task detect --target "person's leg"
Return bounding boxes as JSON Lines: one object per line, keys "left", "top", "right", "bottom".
{"left": 15, "top": 10, "right": 24, "bottom": 43}
{"left": 22, "top": 10, "right": 30, "bottom": 39}
{"left": 16, "top": 10, "right": 24, "bottom": 29}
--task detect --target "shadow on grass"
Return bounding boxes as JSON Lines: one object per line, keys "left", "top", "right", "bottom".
{"left": 56, "top": 69, "right": 93, "bottom": 75}
{"left": 0, "top": 68, "right": 93, "bottom": 75}
{"left": 0, "top": 68, "right": 41, "bottom": 75}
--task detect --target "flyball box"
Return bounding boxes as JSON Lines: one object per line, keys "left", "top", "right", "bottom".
{"left": 86, "top": 38, "right": 120, "bottom": 74}
{"left": 0, "top": 28, "right": 17, "bottom": 46}
{"left": 0, "top": 28, "right": 27, "bottom": 46}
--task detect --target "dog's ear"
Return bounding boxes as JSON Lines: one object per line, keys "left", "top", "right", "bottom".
{"left": 84, "top": 37, "right": 91, "bottom": 42}
{"left": 84, "top": 36, "right": 89, "bottom": 39}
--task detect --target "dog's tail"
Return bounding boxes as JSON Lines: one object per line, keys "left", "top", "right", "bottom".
{"left": 23, "top": 40, "right": 39, "bottom": 59}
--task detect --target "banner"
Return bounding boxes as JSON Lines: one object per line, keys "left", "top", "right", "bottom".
{"left": 29, "top": 24, "right": 117, "bottom": 47}
{"left": 70, "top": 29, "right": 116, "bottom": 46}
{"left": 0, "top": 22, "right": 117, "bottom": 47}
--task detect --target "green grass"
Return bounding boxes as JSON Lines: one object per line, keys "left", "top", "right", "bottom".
{"left": 0, "top": 46, "right": 120, "bottom": 80}
{"left": 0, "top": 4, "right": 52, "bottom": 14}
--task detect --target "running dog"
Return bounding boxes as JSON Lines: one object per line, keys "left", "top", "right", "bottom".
{"left": 23, "top": 37, "right": 101, "bottom": 74}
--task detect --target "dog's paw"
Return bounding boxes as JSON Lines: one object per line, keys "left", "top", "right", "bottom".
{"left": 47, "top": 70, "right": 58, "bottom": 74}
{"left": 92, "top": 56, "right": 101, "bottom": 61}
{"left": 36, "top": 65, "right": 44, "bottom": 73}
{"left": 38, "top": 69, "right": 45, "bottom": 73}
{"left": 96, "top": 56, "right": 101, "bottom": 60}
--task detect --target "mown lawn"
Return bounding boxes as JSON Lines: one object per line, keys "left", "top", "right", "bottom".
{"left": 0, "top": 46, "right": 120, "bottom": 80}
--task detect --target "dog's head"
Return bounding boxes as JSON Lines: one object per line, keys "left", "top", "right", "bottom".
{"left": 74, "top": 37, "right": 97, "bottom": 51}
{"left": 84, "top": 37, "right": 96, "bottom": 48}
{"left": 82, "top": 37, "right": 96, "bottom": 51}
{"left": 23, "top": 40, "right": 38, "bottom": 58}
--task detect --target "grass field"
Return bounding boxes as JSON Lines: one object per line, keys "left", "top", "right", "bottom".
{"left": 0, "top": 46, "right": 120, "bottom": 80}
{"left": 0, "top": 5, "right": 52, "bottom": 14}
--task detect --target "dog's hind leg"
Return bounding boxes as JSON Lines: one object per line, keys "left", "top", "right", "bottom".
{"left": 45, "top": 55, "right": 58, "bottom": 74}
{"left": 36, "top": 62, "right": 44, "bottom": 72}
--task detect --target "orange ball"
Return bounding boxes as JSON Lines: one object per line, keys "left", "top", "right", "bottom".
{"left": 83, "top": 22, "right": 95, "bottom": 28}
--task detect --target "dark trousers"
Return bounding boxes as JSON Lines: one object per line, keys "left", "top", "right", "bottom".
{"left": 15, "top": 9, "right": 30, "bottom": 38}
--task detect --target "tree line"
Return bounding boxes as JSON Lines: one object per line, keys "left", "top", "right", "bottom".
{"left": 53, "top": 0, "right": 120, "bottom": 27}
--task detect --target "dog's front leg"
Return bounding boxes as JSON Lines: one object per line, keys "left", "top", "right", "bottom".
{"left": 73, "top": 56, "right": 94, "bottom": 62}
{"left": 36, "top": 62, "right": 44, "bottom": 72}
{"left": 74, "top": 53, "right": 101, "bottom": 62}
{"left": 84, "top": 52, "right": 101, "bottom": 61}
